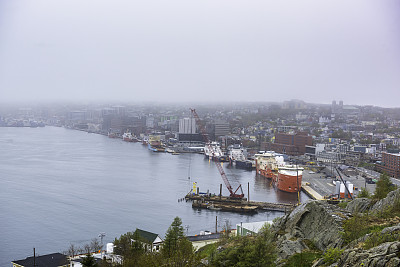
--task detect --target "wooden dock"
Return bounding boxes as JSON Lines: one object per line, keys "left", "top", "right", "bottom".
{"left": 185, "top": 193, "right": 295, "bottom": 213}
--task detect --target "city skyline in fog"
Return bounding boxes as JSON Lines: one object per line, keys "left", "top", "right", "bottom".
{"left": 1, "top": 0, "right": 400, "bottom": 107}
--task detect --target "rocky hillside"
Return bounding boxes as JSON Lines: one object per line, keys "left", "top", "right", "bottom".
{"left": 209, "top": 188, "right": 400, "bottom": 266}
{"left": 270, "top": 188, "right": 400, "bottom": 266}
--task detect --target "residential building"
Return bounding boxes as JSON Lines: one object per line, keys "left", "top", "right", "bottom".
{"left": 133, "top": 229, "right": 163, "bottom": 252}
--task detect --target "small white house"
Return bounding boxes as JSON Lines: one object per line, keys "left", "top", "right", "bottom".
{"left": 133, "top": 229, "right": 163, "bottom": 252}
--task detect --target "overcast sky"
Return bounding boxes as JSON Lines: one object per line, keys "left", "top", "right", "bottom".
{"left": 0, "top": 0, "right": 399, "bottom": 107}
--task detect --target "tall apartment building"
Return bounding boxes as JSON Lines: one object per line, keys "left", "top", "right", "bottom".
{"left": 179, "top": 118, "right": 196, "bottom": 134}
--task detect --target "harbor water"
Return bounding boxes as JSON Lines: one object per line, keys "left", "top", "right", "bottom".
{"left": 0, "top": 126, "right": 308, "bottom": 266}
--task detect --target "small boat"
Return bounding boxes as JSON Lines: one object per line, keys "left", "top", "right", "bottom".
{"left": 172, "top": 152, "right": 180, "bottom": 155}
{"left": 207, "top": 204, "right": 222, "bottom": 211}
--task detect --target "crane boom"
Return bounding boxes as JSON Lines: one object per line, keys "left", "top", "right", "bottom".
{"left": 190, "top": 108, "right": 244, "bottom": 199}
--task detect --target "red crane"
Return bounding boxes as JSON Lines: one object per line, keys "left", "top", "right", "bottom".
{"left": 190, "top": 108, "right": 244, "bottom": 199}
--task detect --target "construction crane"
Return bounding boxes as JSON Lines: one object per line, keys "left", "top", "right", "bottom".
{"left": 190, "top": 108, "right": 244, "bottom": 199}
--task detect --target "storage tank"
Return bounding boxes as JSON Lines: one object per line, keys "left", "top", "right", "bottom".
{"left": 335, "top": 181, "right": 340, "bottom": 196}
{"left": 346, "top": 181, "right": 353, "bottom": 198}
{"left": 339, "top": 182, "right": 346, "bottom": 199}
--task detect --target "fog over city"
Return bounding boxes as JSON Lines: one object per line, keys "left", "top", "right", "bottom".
{"left": 1, "top": 0, "right": 399, "bottom": 107}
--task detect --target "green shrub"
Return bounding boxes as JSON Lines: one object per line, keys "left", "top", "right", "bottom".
{"left": 211, "top": 225, "right": 277, "bottom": 266}
{"left": 323, "top": 248, "right": 344, "bottom": 265}
{"left": 363, "top": 230, "right": 400, "bottom": 249}
{"left": 303, "top": 239, "right": 319, "bottom": 251}
{"left": 341, "top": 213, "right": 388, "bottom": 244}
{"left": 338, "top": 201, "right": 348, "bottom": 209}
{"left": 283, "top": 251, "right": 322, "bottom": 267}
{"left": 358, "top": 187, "right": 371, "bottom": 198}
{"left": 196, "top": 243, "right": 217, "bottom": 260}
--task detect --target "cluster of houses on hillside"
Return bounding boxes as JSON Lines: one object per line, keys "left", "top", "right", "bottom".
{"left": 12, "top": 221, "right": 271, "bottom": 267}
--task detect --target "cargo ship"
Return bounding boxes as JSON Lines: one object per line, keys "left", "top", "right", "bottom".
{"left": 255, "top": 152, "right": 303, "bottom": 193}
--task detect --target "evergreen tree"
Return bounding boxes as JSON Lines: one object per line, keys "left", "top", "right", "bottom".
{"left": 162, "top": 216, "right": 185, "bottom": 258}
{"left": 161, "top": 216, "right": 200, "bottom": 266}
{"left": 81, "top": 253, "right": 97, "bottom": 267}
{"left": 374, "top": 173, "right": 396, "bottom": 200}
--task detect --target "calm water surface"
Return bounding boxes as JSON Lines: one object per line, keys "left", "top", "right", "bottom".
{"left": 0, "top": 127, "right": 308, "bottom": 266}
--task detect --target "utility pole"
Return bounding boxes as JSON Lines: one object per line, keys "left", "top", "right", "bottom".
{"left": 33, "top": 248, "right": 37, "bottom": 267}
{"left": 248, "top": 182, "right": 250, "bottom": 202}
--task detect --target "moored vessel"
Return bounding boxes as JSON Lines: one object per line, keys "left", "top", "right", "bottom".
{"left": 204, "top": 142, "right": 223, "bottom": 161}
{"left": 255, "top": 152, "right": 303, "bottom": 193}
{"left": 122, "top": 131, "right": 134, "bottom": 142}
{"left": 275, "top": 165, "right": 304, "bottom": 193}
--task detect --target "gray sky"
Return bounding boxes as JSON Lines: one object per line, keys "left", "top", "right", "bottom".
{"left": 1, "top": 0, "right": 399, "bottom": 107}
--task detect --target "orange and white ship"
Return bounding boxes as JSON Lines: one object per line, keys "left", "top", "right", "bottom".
{"left": 255, "top": 152, "right": 303, "bottom": 193}
{"left": 276, "top": 165, "right": 304, "bottom": 193}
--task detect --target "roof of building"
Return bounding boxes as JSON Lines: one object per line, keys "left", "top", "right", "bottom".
{"left": 187, "top": 233, "right": 221, "bottom": 242}
{"left": 12, "top": 253, "right": 68, "bottom": 267}
{"left": 136, "top": 229, "right": 161, "bottom": 243}
{"left": 236, "top": 221, "right": 273, "bottom": 234}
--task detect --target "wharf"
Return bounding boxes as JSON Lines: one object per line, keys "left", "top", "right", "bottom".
{"left": 301, "top": 182, "right": 324, "bottom": 200}
{"left": 185, "top": 194, "right": 295, "bottom": 213}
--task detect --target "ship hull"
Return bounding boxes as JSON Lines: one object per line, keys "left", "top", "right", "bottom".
{"left": 235, "top": 160, "right": 253, "bottom": 170}
{"left": 275, "top": 173, "right": 302, "bottom": 193}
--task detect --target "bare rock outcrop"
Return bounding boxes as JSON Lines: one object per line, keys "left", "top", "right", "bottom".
{"left": 273, "top": 200, "right": 350, "bottom": 262}
{"left": 346, "top": 197, "right": 372, "bottom": 213}
{"left": 370, "top": 189, "right": 400, "bottom": 214}
{"left": 338, "top": 242, "right": 400, "bottom": 267}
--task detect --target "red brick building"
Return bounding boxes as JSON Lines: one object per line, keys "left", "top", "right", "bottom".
{"left": 265, "top": 132, "right": 313, "bottom": 155}
{"left": 378, "top": 152, "right": 400, "bottom": 178}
